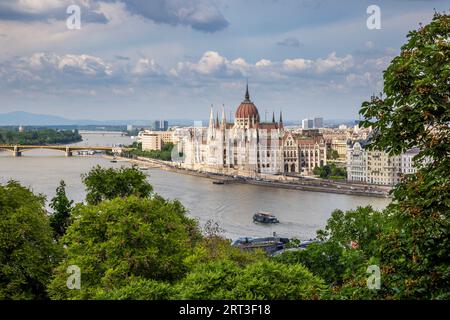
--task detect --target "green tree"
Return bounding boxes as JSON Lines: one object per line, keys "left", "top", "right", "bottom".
{"left": 307, "top": 13, "right": 450, "bottom": 299}
{"left": 94, "top": 277, "right": 174, "bottom": 300}
{"left": 175, "top": 259, "right": 326, "bottom": 300}
{"left": 0, "top": 128, "right": 81, "bottom": 145}
{"left": 358, "top": 12, "right": 449, "bottom": 299}
{"left": 130, "top": 142, "right": 175, "bottom": 161}
{"left": 327, "top": 149, "right": 339, "bottom": 160}
{"left": 0, "top": 181, "right": 61, "bottom": 299}
{"left": 82, "top": 165, "right": 153, "bottom": 205}
{"left": 313, "top": 164, "right": 346, "bottom": 179}
{"left": 274, "top": 242, "right": 347, "bottom": 287}
{"left": 359, "top": 12, "right": 449, "bottom": 164}
{"left": 48, "top": 195, "right": 200, "bottom": 299}
{"left": 49, "top": 180, "right": 74, "bottom": 239}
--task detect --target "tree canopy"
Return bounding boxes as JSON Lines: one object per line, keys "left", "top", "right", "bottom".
{"left": 82, "top": 165, "right": 153, "bottom": 205}
{"left": 0, "top": 128, "right": 81, "bottom": 145}
{"left": 286, "top": 12, "right": 450, "bottom": 300}
{"left": 358, "top": 12, "right": 449, "bottom": 299}
{"left": 0, "top": 181, "right": 61, "bottom": 299}
{"left": 48, "top": 195, "right": 201, "bottom": 299}
{"left": 49, "top": 180, "right": 74, "bottom": 239}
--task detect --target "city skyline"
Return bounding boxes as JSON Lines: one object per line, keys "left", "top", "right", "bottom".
{"left": 0, "top": 1, "right": 447, "bottom": 121}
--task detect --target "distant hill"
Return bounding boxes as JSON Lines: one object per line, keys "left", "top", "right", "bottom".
{"left": 0, "top": 111, "right": 196, "bottom": 127}
{"left": 0, "top": 111, "right": 357, "bottom": 127}
{"left": 0, "top": 111, "right": 77, "bottom": 126}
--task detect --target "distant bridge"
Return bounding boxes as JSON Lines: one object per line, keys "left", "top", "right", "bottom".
{"left": 0, "top": 145, "right": 132, "bottom": 157}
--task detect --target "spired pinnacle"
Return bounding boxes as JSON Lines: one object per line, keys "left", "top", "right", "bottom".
{"left": 245, "top": 81, "right": 250, "bottom": 101}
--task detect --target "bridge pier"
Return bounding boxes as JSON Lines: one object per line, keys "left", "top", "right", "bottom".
{"left": 13, "top": 145, "right": 22, "bottom": 157}
{"left": 65, "top": 146, "right": 72, "bottom": 157}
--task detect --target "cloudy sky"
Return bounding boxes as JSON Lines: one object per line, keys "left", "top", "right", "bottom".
{"left": 0, "top": 0, "right": 447, "bottom": 121}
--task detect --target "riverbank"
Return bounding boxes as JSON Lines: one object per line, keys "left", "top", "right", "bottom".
{"left": 0, "top": 128, "right": 83, "bottom": 146}
{"left": 0, "top": 132, "right": 390, "bottom": 240}
{"left": 105, "top": 155, "right": 391, "bottom": 198}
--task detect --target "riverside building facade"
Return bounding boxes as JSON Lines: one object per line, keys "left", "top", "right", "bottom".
{"left": 346, "top": 140, "right": 419, "bottom": 186}
{"left": 182, "top": 86, "right": 327, "bottom": 177}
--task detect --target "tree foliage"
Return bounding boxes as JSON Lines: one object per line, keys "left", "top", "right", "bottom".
{"left": 313, "top": 163, "right": 346, "bottom": 179}
{"left": 359, "top": 12, "right": 449, "bottom": 164}
{"left": 48, "top": 195, "right": 200, "bottom": 299}
{"left": 130, "top": 142, "right": 175, "bottom": 161}
{"left": 94, "top": 278, "right": 174, "bottom": 300}
{"left": 49, "top": 180, "right": 74, "bottom": 239}
{"left": 358, "top": 12, "right": 449, "bottom": 299}
{"left": 82, "top": 165, "right": 153, "bottom": 205}
{"left": 0, "top": 181, "right": 61, "bottom": 299}
{"left": 175, "top": 259, "right": 326, "bottom": 300}
{"left": 0, "top": 128, "right": 81, "bottom": 145}
{"left": 289, "top": 13, "right": 450, "bottom": 300}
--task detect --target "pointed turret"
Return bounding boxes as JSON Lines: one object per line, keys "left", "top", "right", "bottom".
{"left": 221, "top": 104, "right": 226, "bottom": 129}
{"left": 279, "top": 111, "right": 284, "bottom": 129}
{"left": 209, "top": 105, "right": 214, "bottom": 128}
{"left": 272, "top": 111, "right": 275, "bottom": 123}
{"left": 245, "top": 81, "right": 250, "bottom": 101}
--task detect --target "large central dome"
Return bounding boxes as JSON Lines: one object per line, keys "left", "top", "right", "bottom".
{"left": 235, "top": 85, "right": 260, "bottom": 121}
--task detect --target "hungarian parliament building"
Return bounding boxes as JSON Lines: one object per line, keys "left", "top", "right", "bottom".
{"left": 181, "top": 86, "right": 327, "bottom": 177}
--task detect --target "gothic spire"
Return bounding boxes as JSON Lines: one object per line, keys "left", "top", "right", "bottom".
{"left": 245, "top": 81, "right": 250, "bottom": 101}
{"left": 209, "top": 104, "right": 214, "bottom": 128}
{"left": 272, "top": 111, "right": 275, "bottom": 123}
{"left": 279, "top": 111, "right": 284, "bottom": 129}
{"left": 221, "top": 104, "right": 226, "bottom": 129}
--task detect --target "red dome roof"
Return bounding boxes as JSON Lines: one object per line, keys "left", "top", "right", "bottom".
{"left": 235, "top": 101, "right": 260, "bottom": 121}
{"left": 235, "top": 84, "right": 260, "bottom": 121}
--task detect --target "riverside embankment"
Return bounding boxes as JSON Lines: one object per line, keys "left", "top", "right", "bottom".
{"left": 108, "top": 155, "right": 391, "bottom": 198}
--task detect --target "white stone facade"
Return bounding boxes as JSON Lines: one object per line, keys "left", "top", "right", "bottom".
{"left": 347, "top": 141, "right": 419, "bottom": 186}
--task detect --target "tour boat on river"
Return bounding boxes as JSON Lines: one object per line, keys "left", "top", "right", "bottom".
{"left": 253, "top": 211, "right": 279, "bottom": 224}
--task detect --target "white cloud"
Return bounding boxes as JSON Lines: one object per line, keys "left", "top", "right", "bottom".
{"left": 282, "top": 53, "right": 354, "bottom": 75}
{"left": 0, "top": 52, "right": 117, "bottom": 88}
{"left": 255, "top": 59, "right": 272, "bottom": 68}
{"left": 131, "top": 58, "right": 163, "bottom": 76}
{"left": 282, "top": 58, "right": 313, "bottom": 73}
{"left": 315, "top": 52, "right": 354, "bottom": 74}
{"left": 56, "top": 54, "right": 113, "bottom": 76}
{"left": 171, "top": 51, "right": 233, "bottom": 77}
{"left": 0, "top": 49, "right": 390, "bottom": 98}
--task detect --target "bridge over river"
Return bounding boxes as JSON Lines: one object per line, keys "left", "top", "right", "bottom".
{"left": 0, "top": 145, "right": 131, "bottom": 157}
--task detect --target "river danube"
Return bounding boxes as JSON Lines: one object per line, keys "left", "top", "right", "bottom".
{"left": 0, "top": 132, "right": 390, "bottom": 240}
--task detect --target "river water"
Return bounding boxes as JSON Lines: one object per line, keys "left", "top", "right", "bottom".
{"left": 0, "top": 132, "right": 390, "bottom": 240}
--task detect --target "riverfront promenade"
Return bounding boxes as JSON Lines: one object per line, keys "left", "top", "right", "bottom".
{"left": 107, "top": 155, "right": 391, "bottom": 198}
